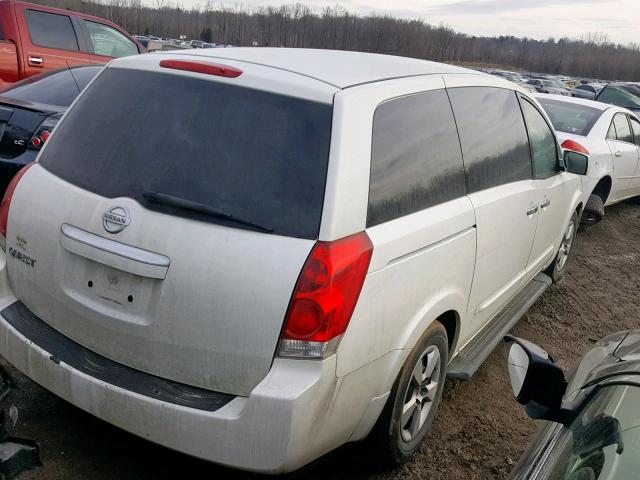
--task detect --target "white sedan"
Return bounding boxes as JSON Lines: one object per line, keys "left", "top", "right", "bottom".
{"left": 537, "top": 94, "right": 640, "bottom": 225}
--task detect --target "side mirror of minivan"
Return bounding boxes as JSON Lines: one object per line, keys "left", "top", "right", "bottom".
{"left": 564, "top": 150, "right": 589, "bottom": 175}
{"left": 505, "top": 335, "right": 569, "bottom": 424}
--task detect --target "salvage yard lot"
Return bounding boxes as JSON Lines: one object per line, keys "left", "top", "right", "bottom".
{"left": 7, "top": 200, "right": 640, "bottom": 480}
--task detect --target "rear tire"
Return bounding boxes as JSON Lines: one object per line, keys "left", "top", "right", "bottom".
{"left": 368, "top": 322, "right": 448, "bottom": 465}
{"left": 581, "top": 194, "right": 604, "bottom": 226}
{"left": 546, "top": 212, "right": 578, "bottom": 283}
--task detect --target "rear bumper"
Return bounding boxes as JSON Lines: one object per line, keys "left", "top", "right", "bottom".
{"left": 0, "top": 254, "right": 395, "bottom": 473}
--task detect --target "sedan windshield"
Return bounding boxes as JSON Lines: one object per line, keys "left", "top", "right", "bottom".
{"left": 538, "top": 98, "right": 603, "bottom": 136}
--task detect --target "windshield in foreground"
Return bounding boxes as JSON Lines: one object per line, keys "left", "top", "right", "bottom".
{"left": 539, "top": 385, "right": 640, "bottom": 480}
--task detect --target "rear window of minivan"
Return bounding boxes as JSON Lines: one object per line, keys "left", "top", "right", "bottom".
{"left": 38, "top": 67, "right": 333, "bottom": 239}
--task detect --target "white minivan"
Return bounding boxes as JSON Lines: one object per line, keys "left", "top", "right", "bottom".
{"left": 0, "top": 49, "right": 584, "bottom": 473}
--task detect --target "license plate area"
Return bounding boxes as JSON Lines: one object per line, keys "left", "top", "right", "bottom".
{"left": 60, "top": 250, "right": 156, "bottom": 326}
{"left": 84, "top": 261, "right": 143, "bottom": 306}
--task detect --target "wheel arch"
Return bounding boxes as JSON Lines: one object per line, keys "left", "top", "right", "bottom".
{"left": 592, "top": 176, "right": 613, "bottom": 204}
{"left": 435, "top": 310, "right": 460, "bottom": 356}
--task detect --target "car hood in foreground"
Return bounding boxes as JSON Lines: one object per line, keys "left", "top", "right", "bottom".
{"left": 565, "top": 329, "right": 640, "bottom": 399}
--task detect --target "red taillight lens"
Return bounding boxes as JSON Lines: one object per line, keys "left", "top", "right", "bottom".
{"left": 29, "top": 113, "right": 61, "bottom": 150}
{"left": 561, "top": 139, "right": 589, "bottom": 155}
{"left": 159, "top": 59, "right": 243, "bottom": 78}
{"left": 0, "top": 163, "right": 34, "bottom": 245}
{"left": 278, "top": 232, "right": 373, "bottom": 359}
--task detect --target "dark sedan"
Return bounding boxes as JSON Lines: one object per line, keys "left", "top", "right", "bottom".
{"left": 507, "top": 331, "right": 640, "bottom": 479}
{"left": 595, "top": 82, "right": 640, "bottom": 113}
{"left": 0, "top": 65, "right": 102, "bottom": 194}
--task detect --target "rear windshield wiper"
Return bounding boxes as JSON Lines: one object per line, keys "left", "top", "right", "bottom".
{"left": 142, "top": 191, "right": 273, "bottom": 233}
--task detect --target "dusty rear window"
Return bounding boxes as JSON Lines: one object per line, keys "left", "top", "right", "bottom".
{"left": 39, "top": 68, "right": 333, "bottom": 239}
{"left": 538, "top": 98, "right": 603, "bottom": 136}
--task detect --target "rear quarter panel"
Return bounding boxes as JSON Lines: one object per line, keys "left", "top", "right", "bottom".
{"left": 330, "top": 76, "right": 476, "bottom": 382}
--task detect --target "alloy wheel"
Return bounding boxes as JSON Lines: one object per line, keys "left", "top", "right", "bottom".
{"left": 556, "top": 219, "right": 575, "bottom": 272}
{"left": 400, "top": 345, "right": 441, "bottom": 443}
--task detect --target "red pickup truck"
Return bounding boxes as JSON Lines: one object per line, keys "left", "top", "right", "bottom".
{"left": 0, "top": 0, "right": 144, "bottom": 89}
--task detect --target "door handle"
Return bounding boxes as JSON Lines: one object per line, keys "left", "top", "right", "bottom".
{"left": 615, "top": 151, "right": 622, "bottom": 157}
{"left": 27, "top": 56, "right": 43, "bottom": 67}
{"left": 540, "top": 199, "right": 551, "bottom": 209}
{"left": 526, "top": 206, "right": 539, "bottom": 216}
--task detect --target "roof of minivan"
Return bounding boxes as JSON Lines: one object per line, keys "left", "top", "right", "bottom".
{"left": 164, "top": 48, "right": 475, "bottom": 89}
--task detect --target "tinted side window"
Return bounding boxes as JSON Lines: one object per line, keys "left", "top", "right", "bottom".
{"left": 25, "top": 10, "right": 79, "bottom": 51}
{"left": 630, "top": 117, "right": 640, "bottom": 146}
{"left": 613, "top": 114, "right": 632, "bottom": 143}
{"left": 448, "top": 87, "right": 532, "bottom": 193}
{"left": 367, "top": 90, "right": 466, "bottom": 227}
{"left": 521, "top": 99, "right": 558, "bottom": 178}
{"left": 607, "top": 121, "right": 617, "bottom": 140}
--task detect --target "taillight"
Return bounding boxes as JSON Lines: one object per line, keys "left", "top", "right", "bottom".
{"left": 561, "top": 139, "right": 589, "bottom": 156}
{"left": 278, "top": 232, "right": 373, "bottom": 359}
{"left": 29, "top": 113, "right": 61, "bottom": 150}
{"left": 0, "top": 163, "right": 34, "bottom": 250}
{"left": 159, "top": 59, "right": 243, "bottom": 78}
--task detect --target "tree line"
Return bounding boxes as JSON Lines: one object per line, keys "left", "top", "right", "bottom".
{"left": 30, "top": 0, "right": 640, "bottom": 81}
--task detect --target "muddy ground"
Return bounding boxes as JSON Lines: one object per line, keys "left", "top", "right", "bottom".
{"left": 6, "top": 200, "right": 640, "bottom": 479}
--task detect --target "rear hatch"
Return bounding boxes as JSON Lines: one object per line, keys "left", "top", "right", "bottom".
{"left": 6, "top": 58, "right": 335, "bottom": 395}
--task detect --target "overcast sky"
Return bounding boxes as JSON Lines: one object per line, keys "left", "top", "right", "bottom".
{"left": 146, "top": 0, "right": 640, "bottom": 45}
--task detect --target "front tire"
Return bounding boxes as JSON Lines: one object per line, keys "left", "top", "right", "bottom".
{"left": 368, "top": 322, "right": 448, "bottom": 465}
{"left": 581, "top": 194, "right": 604, "bottom": 226}
{"left": 546, "top": 211, "right": 578, "bottom": 283}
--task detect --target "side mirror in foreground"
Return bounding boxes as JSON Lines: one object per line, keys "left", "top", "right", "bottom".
{"left": 564, "top": 150, "right": 589, "bottom": 175}
{"left": 505, "top": 335, "right": 570, "bottom": 424}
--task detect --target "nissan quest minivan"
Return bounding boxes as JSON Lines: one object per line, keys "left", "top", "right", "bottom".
{"left": 0, "top": 49, "right": 584, "bottom": 473}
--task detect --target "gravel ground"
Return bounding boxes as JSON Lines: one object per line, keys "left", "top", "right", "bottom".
{"left": 5, "top": 200, "right": 640, "bottom": 480}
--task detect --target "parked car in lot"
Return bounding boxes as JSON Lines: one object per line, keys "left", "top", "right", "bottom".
{"left": 488, "top": 70, "right": 538, "bottom": 93}
{"left": 132, "top": 35, "right": 150, "bottom": 48}
{"left": 537, "top": 94, "right": 640, "bottom": 225}
{"left": 0, "top": 0, "right": 143, "bottom": 89}
{"left": 0, "top": 64, "right": 101, "bottom": 195}
{"left": 507, "top": 330, "right": 640, "bottom": 479}
{"left": 572, "top": 83, "right": 602, "bottom": 99}
{"left": 570, "top": 85, "right": 596, "bottom": 100}
{"left": 490, "top": 69, "right": 524, "bottom": 83}
{"left": 595, "top": 82, "right": 640, "bottom": 113}
{"left": 0, "top": 49, "right": 584, "bottom": 473}
{"left": 528, "top": 77, "right": 571, "bottom": 96}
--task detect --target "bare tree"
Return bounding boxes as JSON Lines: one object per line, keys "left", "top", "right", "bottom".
{"left": 28, "top": 0, "right": 640, "bottom": 80}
